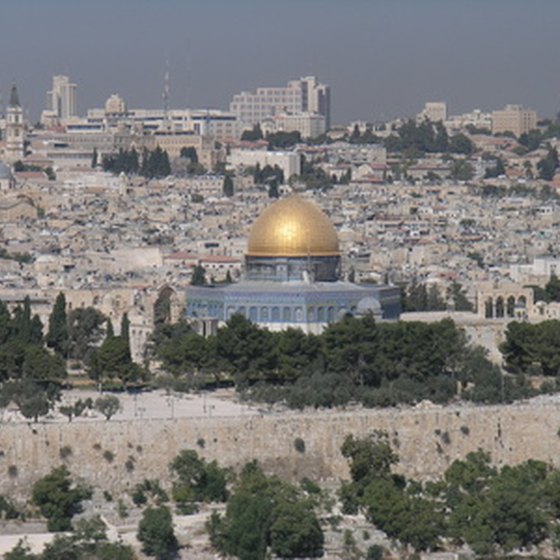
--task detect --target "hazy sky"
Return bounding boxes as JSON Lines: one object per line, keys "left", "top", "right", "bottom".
{"left": 1, "top": 0, "right": 559, "bottom": 124}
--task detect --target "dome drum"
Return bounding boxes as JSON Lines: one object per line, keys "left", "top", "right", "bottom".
{"left": 246, "top": 255, "right": 340, "bottom": 283}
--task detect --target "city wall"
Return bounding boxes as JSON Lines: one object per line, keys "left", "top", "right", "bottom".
{"left": 2, "top": 401, "right": 560, "bottom": 498}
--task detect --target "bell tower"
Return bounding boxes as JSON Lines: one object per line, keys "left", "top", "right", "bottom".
{"left": 5, "top": 85, "right": 25, "bottom": 163}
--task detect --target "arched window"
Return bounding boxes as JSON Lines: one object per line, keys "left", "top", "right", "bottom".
{"left": 484, "top": 298, "right": 493, "bottom": 318}
{"left": 272, "top": 307, "right": 280, "bottom": 322}
{"left": 518, "top": 295, "right": 527, "bottom": 308}
{"left": 495, "top": 297, "right": 504, "bottom": 318}
{"left": 317, "top": 307, "right": 326, "bottom": 322}
{"left": 283, "top": 307, "right": 291, "bottom": 322}
{"left": 295, "top": 307, "right": 303, "bottom": 322}
{"left": 307, "top": 307, "right": 315, "bottom": 321}
{"left": 261, "top": 307, "right": 269, "bottom": 322}
{"left": 506, "top": 296, "right": 515, "bottom": 318}
{"left": 327, "top": 306, "right": 335, "bottom": 323}
{"left": 249, "top": 307, "right": 258, "bottom": 321}
{"left": 238, "top": 306, "right": 246, "bottom": 318}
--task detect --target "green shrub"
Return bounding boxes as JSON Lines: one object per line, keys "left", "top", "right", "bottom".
{"left": 294, "top": 437, "right": 306, "bottom": 453}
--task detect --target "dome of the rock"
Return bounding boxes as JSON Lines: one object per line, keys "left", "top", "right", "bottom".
{"left": 246, "top": 196, "right": 340, "bottom": 257}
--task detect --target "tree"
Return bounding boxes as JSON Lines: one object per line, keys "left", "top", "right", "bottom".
{"left": 208, "top": 462, "right": 323, "bottom": 560}
{"left": 18, "top": 391, "right": 50, "bottom": 423}
{"left": 140, "top": 147, "right": 171, "bottom": 179}
{"left": 94, "top": 395, "right": 121, "bottom": 420}
{"left": 447, "top": 281, "right": 473, "bottom": 311}
{"left": 449, "top": 133, "right": 474, "bottom": 155}
{"left": 190, "top": 264, "right": 207, "bottom": 286}
{"left": 89, "top": 336, "right": 137, "bottom": 386}
{"left": 67, "top": 307, "right": 107, "bottom": 364}
{"left": 537, "top": 146, "right": 559, "bottom": 180}
{"left": 106, "top": 319, "right": 114, "bottom": 339}
{"left": 179, "top": 146, "right": 198, "bottom": 163}
{"left": 268, "top": 179, "right": 279, "bottom": 198}
{"left": 241, "top": 124, "right": 263, "bottom": 141}
{"left": 266, "top": 130, "right": 301, "bottom": 149}
{"left": 450, "top": 159, "right": 475, "bottom": 181}
{"left": 170, "top": 449, "right": 229, "bottom": 505}
{"left": 120, "top": 313, "right": 130, "bottom": 346}
{"left": 341, "top": 433, "right": 399, "bottom": 483}
{"left": 32, "top": 466, "right": 92, "bottom": 532}
{"left": 269, "top": 500, "right": 324, "bottom": 558}
{"left": 4, "top": 541, "right": 38, "bottom": 560}
{"left": 137, "top": 506, "right": 178, "bottom": 560}
{"left": 485, "top": 157, "right": 506, "bottom": 178}
{"left": 222, "top": 175, "right": 234, "bottom": 197}
{"left": 46, "top": 293, "right": 68, "bottom": 358}
{"left": 546, "top": 272, "right": 560, "bottom": 302}
{"left": 39, "top": 516, "right": 135, "bottom": 559}
{"left": 12, "top": 297, "right": 33, "bottom": 345}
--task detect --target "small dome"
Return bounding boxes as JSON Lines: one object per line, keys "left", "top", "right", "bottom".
{"left": 247, "top": 196, "right": 340, "bottom": 257}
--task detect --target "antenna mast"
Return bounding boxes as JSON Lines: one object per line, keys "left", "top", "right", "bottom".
{"left": 163, "top": 57, "right": 171, "bottom": 130}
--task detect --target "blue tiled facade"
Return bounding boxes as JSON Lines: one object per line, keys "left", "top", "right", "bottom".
{"left": 186, "top": 282, "right": 401, "bottom": 326}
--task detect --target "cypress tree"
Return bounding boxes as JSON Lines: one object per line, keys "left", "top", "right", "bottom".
{"left": 46, "top": 293, "right": 68, "bottom": 357}
{"left": 120, "top": 313, "right": 130, "bottom": 347}
{"left": 106, "top": 319, "right": 115, "bottom": 339}
{"left": 223, "top": 175, "right": 234, "bottom": 197}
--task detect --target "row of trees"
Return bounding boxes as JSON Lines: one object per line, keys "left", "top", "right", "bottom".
{"left": 402, "top": 280, "right": 473, "bottom": 312}
{"left": 102, "top": 147, "right": 171, "bottom": 178}
{"left": 240, "top": 124, "right": 302, "bottom": 149}
{"left": 0, "top": 298, "right": 66, "bottom": 422}
{"left": 151, "top": 314, "right": 524, "bottom": 409}
{"left": 384, "top": 120, "right": 474, "bottom": 156}
{"left": 20, "top": 434, "right": 560, "bottom": 559}
{"left": 340, "top": 433, "right": 560, "bottom": 556}
{"left": 0, "top": 293, "right": 145, "bottom": 423}
{"left": 46, "top": 293, "right": 144, "bottom": 389}
{"left": 501, "top": 319, "right": 560, "bottom": 376}
{"left": 8, "top": 444, "right": 324, "bottom": 560}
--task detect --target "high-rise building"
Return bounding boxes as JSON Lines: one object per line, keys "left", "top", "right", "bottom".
{"left": 230, "top": 76, "right": 331, "bottom": 130}
{"left": 46, "top": 75, "right": 78, "bottom": 120}
{"left": 491, "top": 105, "right": 537, "bottom": 137}
{"left": 4, "top": 85, "right": 25, "bottom": 163}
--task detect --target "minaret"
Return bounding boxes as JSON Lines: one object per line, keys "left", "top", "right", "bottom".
{"left": 5, "top": 85, "right": 25, "bottom": 163}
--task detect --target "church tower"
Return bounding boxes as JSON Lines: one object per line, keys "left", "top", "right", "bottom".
{"left": 4, "top": 85, "right": 25, "bottom": 163}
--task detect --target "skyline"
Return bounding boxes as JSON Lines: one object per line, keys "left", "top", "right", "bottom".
{"left": 1, "top": 0, "right": 560, "bottom": 124}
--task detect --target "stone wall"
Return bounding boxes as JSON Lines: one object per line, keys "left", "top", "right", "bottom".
{"left": 2, "top": 401, "right": 559, "bottom": 498}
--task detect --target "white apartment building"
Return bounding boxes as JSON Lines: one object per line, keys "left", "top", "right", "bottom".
{"left": 230, "top": 76, "right": 331, "bottom": 129}
{"left": 324, "top": 142, "right": 387, "bottom": 165}
{"left": 262, "top": 111, "right": 326, "bottom": 139}
{"left": 417, "top": 102, "right": 448, "bottom": 123}
{"left": 491, "top": 104, "right": 538, "bottom": 137}
{"left": 445, "top": 109, "right": 492, "bottom": 132}
{"left": 227, "top": 148, "right": 301, "bottom": 180}
{"left": 83, "top": 102, "right": 240, "bottom": 143}
{"left": 43, "top": 75, "right": 78, "bottom": 123}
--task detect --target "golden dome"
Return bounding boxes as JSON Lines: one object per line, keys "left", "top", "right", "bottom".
{"left": 246, "top": 196, "right": 340, "bottom": 257}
